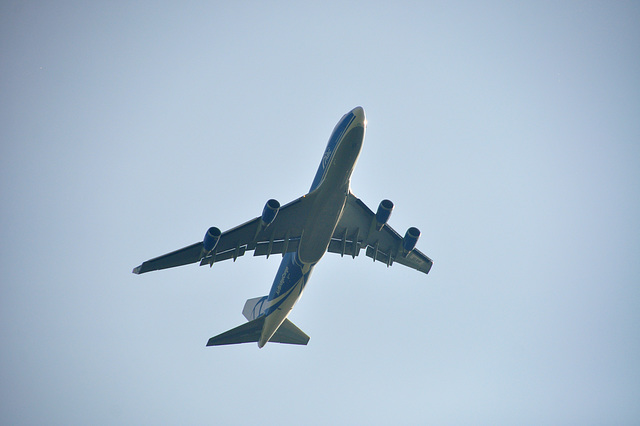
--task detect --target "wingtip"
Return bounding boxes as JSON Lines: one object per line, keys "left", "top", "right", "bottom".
{"left": 132, "top": 265, "right": 141, "bottom": 274}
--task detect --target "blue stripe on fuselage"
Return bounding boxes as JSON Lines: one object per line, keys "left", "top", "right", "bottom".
{"left": 309, "top": 112, "right": 356, "bottom": 192}
{"left": 264, "top": 252, "right": 313, "bottom": 316}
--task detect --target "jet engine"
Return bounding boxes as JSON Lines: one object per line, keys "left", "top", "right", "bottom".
{"left": 402, "top": 227, "right": 421, "bottom": 253}
{"left": 261, "top": 199, "right": 280, "bottom": 228}
{"left": 203, "top": 227, "right": 222, "bottom": 253}
{"left": 375, "top": 199, "right": 394, "bottom": 231}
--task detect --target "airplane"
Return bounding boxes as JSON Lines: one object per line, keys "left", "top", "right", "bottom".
{"left": 133, "top": 106, "right": 433, "bottom": 348}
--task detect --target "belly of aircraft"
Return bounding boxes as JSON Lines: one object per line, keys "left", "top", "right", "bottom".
{"left": 297, "top": 189, "right": 347, "bottom": 264}
{"left": 259, "top": 289, "right": 299, "bottom": 347}
{"left": 297, "top": 128, "right": 362, "bottom": 265}
{"left": 259, "top": 257, "right": 312, "bottom": 347}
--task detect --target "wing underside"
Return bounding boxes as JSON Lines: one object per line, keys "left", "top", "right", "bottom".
{"left": 133, "top": 191, "right": 432, "bottom": 275}
{"left": 327, "top": 192, "right": 433, "bottom": 274}
{"left": 133, "top": 194, "right": 315, "bottom": 274}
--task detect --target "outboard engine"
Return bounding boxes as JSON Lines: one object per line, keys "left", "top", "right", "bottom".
{"left": 260, "top": 199, "right": 280, "bottom": 228}
{"left": 402, "top": 227, "right": 420, "bottom": 254}
{"left": 203, "top": 227, "right": 222, "bottom": 253}
{"left": 375, "top": 199, "right": 394, "bottom": 231}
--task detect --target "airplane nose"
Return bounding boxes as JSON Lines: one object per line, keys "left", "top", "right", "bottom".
{"left": 352, "top": 106, "right": 366, "bottom": 127}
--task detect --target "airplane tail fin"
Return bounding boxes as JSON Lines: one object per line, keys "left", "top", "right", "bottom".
{"left": 242, "top": 296, "right": 268, "bottom": 321}
{"left": 206, "top": 317, "right": 310, "bottom": 347}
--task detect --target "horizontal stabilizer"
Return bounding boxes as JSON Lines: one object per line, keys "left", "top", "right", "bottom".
{"left": 206, "top": 317, "right": 309, "bottom": 347}
{"left": 207, "top": 317, "right": 265, "bottom": 346}
{"left": 270, "top": 319, "right": 310, "bottom": 345}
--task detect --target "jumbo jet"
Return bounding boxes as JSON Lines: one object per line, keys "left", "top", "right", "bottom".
{"left": 133, "top": 106, "right": 433, "bottom": 348}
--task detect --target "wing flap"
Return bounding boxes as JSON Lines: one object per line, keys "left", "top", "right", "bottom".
{"left": 365, "top": 245, "right": 433, "bottom": 274}
{"left": 252, "top": 238, "right": 300, "bottom": 257}
{"left": 395, "top": 249, "right": 433, "bottom": 274}
{"left": 327, "top": 238, "right": 361, "bottom": 258}
{"left": 199, "top": 245, "right": 248, "bottom": 266}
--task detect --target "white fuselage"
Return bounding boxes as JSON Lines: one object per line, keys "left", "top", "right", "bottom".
{"left": 257, "top": 107, "right": 366, "bottom": 347}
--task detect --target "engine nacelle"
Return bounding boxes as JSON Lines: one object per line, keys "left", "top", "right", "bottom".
{"left": 402, "top": 227, "right": 421, "bottom": 253}
{"left": 375, "top": 199, "right": 394, "bottom": 231}
{"left": 203, "top": 227, "right": 222, "bottom": 253}
{"left": 260, "top": 199, "right": 280, "bottom": 228}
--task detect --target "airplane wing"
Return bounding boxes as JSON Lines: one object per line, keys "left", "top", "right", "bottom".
{"left": 132, "top": 194, "right": 315, "bottom": 274}
{"left": 328, "top": 192, "right": 433, "bottom": 274}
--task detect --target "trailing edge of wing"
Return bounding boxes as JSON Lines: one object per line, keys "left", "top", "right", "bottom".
{"left": 133, "top": 242, "right": 203, "bottom": 274}
{"left": 365, "top": 244, "right": 433, "bottom": 274}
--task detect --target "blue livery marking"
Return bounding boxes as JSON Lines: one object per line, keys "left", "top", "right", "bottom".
{"left": 264, "top": 252, "right": 313, "bottom": 316}
{"left": 309, "top": 111, "right": 356, "bottom": 191}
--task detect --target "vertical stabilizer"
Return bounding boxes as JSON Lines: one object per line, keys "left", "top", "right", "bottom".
{"left": 242, "top": 296, "right": 268, "bottom": 321}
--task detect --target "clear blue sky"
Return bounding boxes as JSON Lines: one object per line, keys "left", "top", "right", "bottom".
{"left": 2, "top": 2, "right": 639, "bottom": 425}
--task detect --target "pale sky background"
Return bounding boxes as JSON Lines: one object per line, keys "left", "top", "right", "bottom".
{"left": 2, "top": 2, "right": 639, "bottom": 425}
